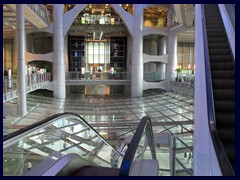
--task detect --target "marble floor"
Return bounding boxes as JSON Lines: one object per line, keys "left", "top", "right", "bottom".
{"left": 3, "top": 89, "right": 194, "bottom": 176}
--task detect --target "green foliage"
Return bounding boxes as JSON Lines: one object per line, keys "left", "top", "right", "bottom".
{"left": 175, "top": 68, "right": 182, "bottom": 73}
{"left": 45, "top": 65, "right": 49, "bottom": 72}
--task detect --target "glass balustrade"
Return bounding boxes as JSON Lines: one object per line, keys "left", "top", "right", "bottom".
{"left": 3, "top": 113, "right": 122, "bottom": 176}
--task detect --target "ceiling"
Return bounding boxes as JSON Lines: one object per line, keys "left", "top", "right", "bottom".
{"left": 3, "top": 4, "right": 194, "bottom": 42}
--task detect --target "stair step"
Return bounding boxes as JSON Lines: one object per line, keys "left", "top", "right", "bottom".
{"left": 209, "top": 49, "right": 231, "bottom": 55}
{"left": 209, "top": 55, "right": 233, "bottom": 62}
{"left": 211, "top": 70, "right": 235, "bottom": 79}
{"left": 206, "top": 27, "right": 225, "bottom": 33}
{"left": 208, "top": 43, "right": 229, "bottom": 49}
{"left": 210, "top": 62, "right": 234, "bottom": 70}
{"left": 212, "top": 79, "right": 235, "bottom": 89}
{"left": 208, "top": 37, "right": 228, "bottom": 43}
{"left": 205, "top": 11, "right": 220, "bottom": 15}
{"left": 217, "top": 126, "right": 235, "bottom": 142}
{"left": 205, "top": 17, "right": 222, "bottom": 21}
{"left": 214, "top": 100, "right": 235, "bottom": 112}
{"left": 215, "top": 112, "right": 235, "bottom": 126}
{"left": 206, "top": 23, "right": 224, "bottom": 28}
{"left": 206, "top": 21, "right": 223, "bottom": 26}
{"left": 207, "top": 31, "right": 226, "bottom": 37}
{"left": 213, "top": 89, "right": 235, "bottom": 100}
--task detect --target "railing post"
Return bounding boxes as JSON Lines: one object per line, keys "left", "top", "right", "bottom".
{"left": 170, "top": 135, "right": 176, "bottom": 176}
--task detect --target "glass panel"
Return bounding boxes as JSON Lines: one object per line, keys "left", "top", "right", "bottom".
{"left": 3, "top": 114, "right": 121, "bottom": 176}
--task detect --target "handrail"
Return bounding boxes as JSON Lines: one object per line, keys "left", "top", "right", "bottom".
{"left": 3, "top": 112, "right": 122, "bottom": 157}
{"left": 119, "top": 116, "right": 156, "bottom": 176}
{"left": 201, "top": 5, "right": 234, "bottom": 176}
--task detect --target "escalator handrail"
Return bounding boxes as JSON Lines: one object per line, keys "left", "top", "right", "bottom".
{"left": 119, "top": 116, "right": 156, "bottom": 176}
{"left": 3, "top": 112, "right": 123, "bottom": 157}
{"left": 201, "top": 4, "right": 234, "bottom": 176}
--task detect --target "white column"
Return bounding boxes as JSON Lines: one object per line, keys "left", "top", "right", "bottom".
{"left": 166, "top": 32, "right": 177, "bottom": 91}
{"left": 16, "top": 4, "right": 27, "bottom": 116}
{"left": 159, "top": 37, "right": 167, "bottom": 55}
{"left": 131, "top": 4, "right": 143, "bottom": 98}
{"left": 53, "top": 4, "right": 66, "bottom": 98}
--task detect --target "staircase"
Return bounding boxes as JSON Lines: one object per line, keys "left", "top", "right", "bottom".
{"left": 204, "top": 4, "right": 235, "bottom": 171}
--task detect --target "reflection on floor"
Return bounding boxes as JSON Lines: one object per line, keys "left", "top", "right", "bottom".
{"left": 4, "top": 89, "right": 194, "bottom": 176}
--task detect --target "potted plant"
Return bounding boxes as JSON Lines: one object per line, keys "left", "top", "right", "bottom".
{"left": 175, "top": 68, "right": 182, "bottom": 82}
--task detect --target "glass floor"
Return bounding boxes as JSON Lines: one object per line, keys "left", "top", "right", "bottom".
{"left": 3, "top": 89, "right": 194, "bottom": 176}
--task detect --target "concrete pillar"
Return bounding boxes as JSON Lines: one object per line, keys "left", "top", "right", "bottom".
{"left": 131, "top": 4, "right": 143, "bottom": 98}
{"left": 159, "top": 37, "right": 167, "bottom": 55}
{"left": 166, "top": 32, "right": 177, "bottom": 91}
{"left": 16, "top": 4, "right": 27, "bottom": 116}
{"left": 53, "top": 4, "right": 66, "bottom": 98}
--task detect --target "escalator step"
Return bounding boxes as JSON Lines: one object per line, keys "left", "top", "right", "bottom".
{"left": 217, "top": 126, "right": 235, "bottom": 143}
{"left": 206, "top": 21, "right": 223, "bottom": 26}
{"left": 215, "top": 112, "right": 235, "bottom": 126}
{"left": 210, "top": 62, "right": 234, "bottom": 70}
{"left": 209, "top": 55, "right": 233, "bottom": 62}
{"left": 207, "top": 27, "right": 225, "bottom": 33}
{"left": 212, "top": 79, "right": 235, "bottom": 89}
{"left": 207, "top": 31, "right": 226, "bottom": 38}
{"left": 206, "top": 23, "right": 223, "bottom": 28}
{"left": 205, "top": 17, "right": 222, "bottom": 21}
{"left": 214, "top": 100, "right": 235, "bottom": 112}
{"left": 205, "top": 11, "right": 220, "bottom": 15}
{"left": 213, "top": 89, "right": 235, "bottom": 100}
{"left": 211, "top": 70, "right": 235, "bottom": 79}
{"left": 207, "top": 27, "right": 226, "bottom": 32}
{"left": 208, "top": 37, "right": 228, "bottom": 43}
{"left": 209, "top": 49, "right": 231, "bottom": 55}
{"left": 208, "top": 43, "right": 229, "bottom": 49}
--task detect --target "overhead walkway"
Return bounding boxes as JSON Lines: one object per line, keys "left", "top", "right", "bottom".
{"left": 3, "top": 73, "right": 51, "bottom": 102}
{"left": 3, "top": 113, "right": 158, "bottom": 176}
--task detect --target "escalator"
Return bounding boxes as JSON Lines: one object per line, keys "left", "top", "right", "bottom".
{"left": 203, "top": 4, "right": 235, "bottom": 174}
{"left": 3, "top": 113, "right": 158, "bottom": 176}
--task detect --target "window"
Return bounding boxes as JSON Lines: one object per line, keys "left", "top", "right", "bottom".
{"left": 86, "top": 42, "right": 110, "bottom": 64}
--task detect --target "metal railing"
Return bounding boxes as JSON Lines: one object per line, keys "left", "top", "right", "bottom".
{"left": 3, "top": 73, "right": 51, "bottom": 102}
{"left": 119, "top": 116, "right": 157, "bottom": 176}
{"left": 66, "top": 72, "right": 131, "bottom": 81}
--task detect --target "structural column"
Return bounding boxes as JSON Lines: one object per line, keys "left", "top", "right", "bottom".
{"left": 53, "top": 4, "right": 66, "bottom": 98}
{"left": 159, "top": 36, "right": 167, "bottom": 55}
{"left": 16, "top": 4, "right": 27, "bottom": 116}
{"left": 131, "top": 4, "right": 143, "bottom": 98}
{"left": 166, "top": 32, "right": 177, "bottom": 91}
